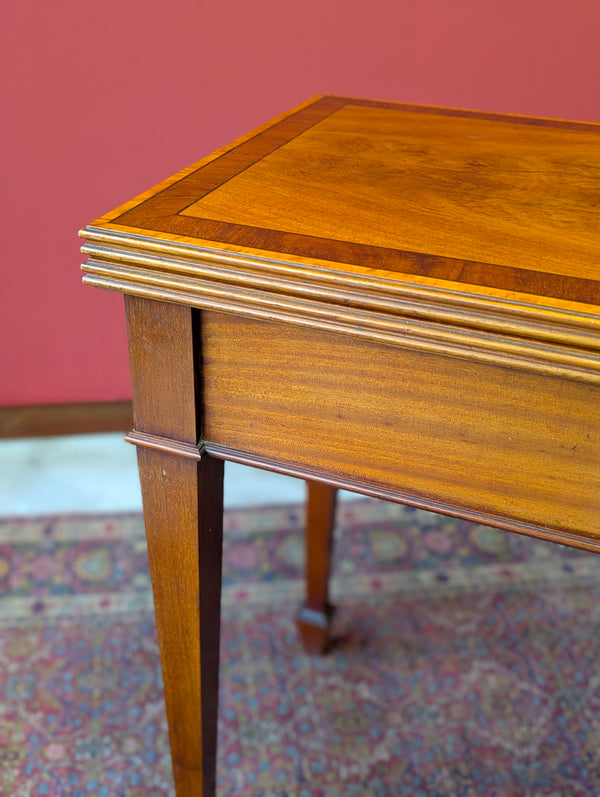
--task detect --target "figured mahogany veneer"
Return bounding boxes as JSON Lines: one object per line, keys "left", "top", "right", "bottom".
{"left": 81, "top": 96, "right": 600, "bottom": 795}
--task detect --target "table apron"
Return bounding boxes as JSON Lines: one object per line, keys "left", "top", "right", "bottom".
{"left": 201, "top": 311, "right": 600, "bottom": 547}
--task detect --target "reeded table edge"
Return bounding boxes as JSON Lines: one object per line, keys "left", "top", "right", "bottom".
{"left": 81, "top": 225, "right": 600, "bottom": 385}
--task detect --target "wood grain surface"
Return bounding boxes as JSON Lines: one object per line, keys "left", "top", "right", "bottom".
{"left": 183, "top": 105, "right": 600, "bottom": 282}
{"left": 136, "top": 448, "right": 223, "bottom": 795}
{"left": 297, "top": 482, "right": 338, "bottom": 654}
{"left": 125, "top": 295, "right": 200, "bottom": 443}
{"left": 201, "top": 311, "right": 600, "bottom": 547}
{"left": 124, "top": 297, "right": 223, "bottom": 795}
{"left": 83, "top": 96, "right": 600, "bottom": 306}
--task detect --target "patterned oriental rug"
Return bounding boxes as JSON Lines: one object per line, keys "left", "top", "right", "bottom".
{"left": 1, "top": 501, "right": 600, "bottom": 796}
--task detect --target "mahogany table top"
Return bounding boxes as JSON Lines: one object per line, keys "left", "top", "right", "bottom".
{"left": 81, "top": 95, "right": 600, "bottom": 385}
{"left": 82, "top": 96, "right": 600, "bottom": 304}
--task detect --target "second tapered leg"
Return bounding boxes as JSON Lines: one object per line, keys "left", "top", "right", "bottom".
{"left": 296, "top": 481, "right": 338, "bottom": 654}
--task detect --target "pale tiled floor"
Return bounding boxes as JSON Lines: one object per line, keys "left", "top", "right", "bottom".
{"left": 0, "top": 433, "right": 354, "bottom": 516}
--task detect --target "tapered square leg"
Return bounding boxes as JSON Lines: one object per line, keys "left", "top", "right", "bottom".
{"left": 297, "top": 481, "right": 338, "bottom": 654}
{"left": 137, "top": 447, "right": 224, "bottom": 796}
{"left": 124, "top": 296, "right": 224, "bottom": 794}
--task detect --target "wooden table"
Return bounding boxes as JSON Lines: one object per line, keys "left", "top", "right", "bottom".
{"left": 80, "top": 96, "right": 600, "bottom": 796}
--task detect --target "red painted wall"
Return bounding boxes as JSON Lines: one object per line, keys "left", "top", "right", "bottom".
{"left": 2, "top": 0, "right": 600, "bottom": 405}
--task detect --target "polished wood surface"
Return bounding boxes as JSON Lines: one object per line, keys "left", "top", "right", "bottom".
{"left": 124, "top": 295, "right": 223, "bottom": 793}
{"left": 83, "top": 96, "right": 600, "bottom": 308}
{"left": 202, "top": 311, "right": 600, "bottom": 550}
{"left": 80, "top": 96, "right": 600, "bottom": 796}
{"left": 182, "top": 105, "right": 600, "bottom": 285}
{"left": 81, "top": 98, "right": 600, "bottom": 389}
{"left": 136, "top": 447, "right": 223, "bottom": 795}
{"left": 297, "top": 482, "right": 338, "bottom": 654}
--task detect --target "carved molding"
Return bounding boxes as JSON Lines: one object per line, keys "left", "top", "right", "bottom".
{"left": 82, "top": 230, "right": 600, "bottom": 384}
{"left": 125, "top": 430, "right": 203, "bottom": 460}
{"left": 205, "top": 442, "right": 600, "bottom": 554}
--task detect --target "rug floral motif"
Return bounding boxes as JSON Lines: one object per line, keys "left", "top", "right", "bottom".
{"left": 1, "top": 501, "right": 600, "bottom": 795}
